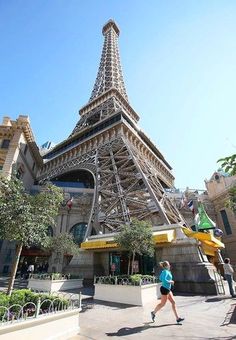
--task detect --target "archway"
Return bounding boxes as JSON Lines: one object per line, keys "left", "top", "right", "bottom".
{"left": 70, "top": 222, "right": 88, "bottom": 246}
{"left": 51, "top": 169, "right": 94, "bottom": 189}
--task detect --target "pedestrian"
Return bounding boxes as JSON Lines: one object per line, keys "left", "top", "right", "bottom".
{"left": 223, "top": 258, "right": 236, "bottom": 297}
{"left": 44, "top": 262, "right": 49, "bottom": 273}
{"left": 20, "top": 261, "right": 28, "bottom": 279}
{"left": 27, "top": 263, "right": 34, "bottom": 278}
{"left": 151, "top": 261, "right": 184, "bottom": 324}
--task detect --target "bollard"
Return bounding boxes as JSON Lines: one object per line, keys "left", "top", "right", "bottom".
{"left": 35, "top": 297, "right": 41, "bottom": 318}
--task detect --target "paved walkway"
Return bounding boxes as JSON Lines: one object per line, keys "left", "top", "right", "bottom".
{"left": 71, "top": 294, "right": 236, "bottom": 340}
{"left": 0, "top": 276, "right": 28, "bottom": 292}
{"left": 1, "top": 277, "right": 236, "bottom": 339}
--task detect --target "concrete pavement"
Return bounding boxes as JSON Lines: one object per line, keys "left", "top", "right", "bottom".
{"left": 1, "top": 276, "right": 236, "bottom": 339}
{"left": 71, "top": 294, "right": 236, "bottom": 340}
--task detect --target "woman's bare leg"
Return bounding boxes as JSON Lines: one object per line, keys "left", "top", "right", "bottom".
{"left": 167, "top": 291, "right": 179, "bottom": 319}
{"left": 153, "top": 294, "right": 168, "bottom": 314}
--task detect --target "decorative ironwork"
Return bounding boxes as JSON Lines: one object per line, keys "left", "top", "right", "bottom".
{"left": 94, "top": 275, "right": 158, "bottom": 286}
{"left": 0, "top": 292, "right": 81, "bottom": 326}
{"left": 85, "top": 137, "right": 184, "bottom": 236}
{"left": 89, "top": 20, "right": 128, "bottom": 103}
{"left": 37, "top": 20, "right": 185, "bottom": 238}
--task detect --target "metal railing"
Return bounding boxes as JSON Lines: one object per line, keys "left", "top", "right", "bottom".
{"left": 0, "top": 291, "right": 81, "bottom": 327}
{"left": 29, "top": 273, "right": 82, "bottom": 280}
{"left": 213, "top": 270, "right": 225, "bottom": 295}
{"left": 29, "top": 273, "right": 70, "bottom": 280}
{"left": 94, "top": 275, "right": 157, "bottom": 286}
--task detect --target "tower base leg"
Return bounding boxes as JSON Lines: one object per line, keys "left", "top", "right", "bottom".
{"left": 156, "top": 236, "right": 220, "bottom": 295}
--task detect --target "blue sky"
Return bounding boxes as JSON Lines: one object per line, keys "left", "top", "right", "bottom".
{"left": 0, "top": 0, "right": 235, "bottom": 190}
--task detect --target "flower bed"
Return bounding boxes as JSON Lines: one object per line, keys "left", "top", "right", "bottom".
{"left": 94, "top": 274, "right": 157, "bottom": 286}
{"left": 0, "top": 289, "right": 81, "bottom": 339}
{"left": 94, "top": 275, "right": 161, "bottom": 306}
{"left": 0, "top": 289, "right": 70, "bottom": 321}
{"left": 28, "top": 273, "right": 83, "bottom": 292}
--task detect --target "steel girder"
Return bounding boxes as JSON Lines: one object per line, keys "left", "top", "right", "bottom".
{"left": 85, "top": 136, "right": 184, "bottom": 237}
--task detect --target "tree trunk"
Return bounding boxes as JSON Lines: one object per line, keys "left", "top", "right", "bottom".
{"left": 131, "top": 251, "right": 135, "bottom": 275}
{"left": 7, "top": 242, "right": 23, "bottom": 296}
{"left": 127, "top": 255, "right": 131, "bottom": 275}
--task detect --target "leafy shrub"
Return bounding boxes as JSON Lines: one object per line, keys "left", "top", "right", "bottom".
{"left": 9, "top": 290, "right": 27, "bottom": 306}
{"left": 51, "top": 297, "right": 69, "bottom": 310}
{"left": 96, "top": 275, "right": 156, "bottom": 285}
{"left": 0, "top": 293, "right": 10, "bottom": 318}
{"left": 39, "top": 294, "right": 69, "bottom": 311}
{"left": 0, "top": 293, "right": 10, "bottom": 308}
{"left": 24, "top": 290, "right": 39, "bottom": 305}
{"left": 0, "top": 289, "right": 70, "bottom": 317}
{"left": 130, "top": 274, "right": 143, "bottom": 285}
{"left": 51, "top": 273, "right": 62, "bottom": 280}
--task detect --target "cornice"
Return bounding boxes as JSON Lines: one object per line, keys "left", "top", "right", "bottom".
{"left": 79, "top": 88, "right": 139, "bottom": 122}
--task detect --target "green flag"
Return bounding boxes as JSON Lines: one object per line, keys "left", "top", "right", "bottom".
{"left": 197, "top": 202, "right": 216, "bottom": 230}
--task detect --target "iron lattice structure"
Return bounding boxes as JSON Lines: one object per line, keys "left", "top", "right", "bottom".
{"left": 38, "top": 20, "right": 184, "bottom": 236}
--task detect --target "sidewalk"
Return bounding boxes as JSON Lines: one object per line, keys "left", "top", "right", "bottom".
{"left": 71, "top": 294, "right": 236, "bottom": 340}
{"left": 1, "top": 277, "right": 235, "bottom": 339}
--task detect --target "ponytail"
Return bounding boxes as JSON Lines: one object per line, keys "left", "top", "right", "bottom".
{"left": 159, "top": 261, "right": 170, "bottom": 268}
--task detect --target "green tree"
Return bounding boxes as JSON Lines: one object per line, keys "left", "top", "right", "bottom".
{"left": 45, "top": 232, "right": 80, "bottom": 271}
{"left": 47, "top": 233, "right": 80, "bottom": 256}
{"left": 0, "top": 175, "right": 63, "bottom": 295}
{"left": 226, "top": 186, "right": 236, "bottom": 213}
{"left": 218, "top": 154, "right": 236, "bottom": 175}
{"left": 114, "top": 219, "right": 154, "bottom": 275}
{"left": 218, "top": 154, "right": 236, "bottom": 213}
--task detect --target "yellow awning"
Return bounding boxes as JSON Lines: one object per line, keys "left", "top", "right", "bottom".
{"left": 182, "top": 227, "right": 224, "bottom": 249}
{"left": 81, "top": 239, "right": 118, "bottom": 250}
{"left": 153, "top": 230, "right": 175, "bottom": 244}
{"left": 81, "top": 229, "right": 175, "bottom": 250}
{"left": 201, "top": 242, "right": 217, "bottom": 257}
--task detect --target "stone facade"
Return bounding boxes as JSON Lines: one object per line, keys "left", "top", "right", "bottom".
{"left": 0, "top": 115, "right": 42, "bottom": 274}
{"left": 205, "top": 171, "right": 236, "bottom": 267}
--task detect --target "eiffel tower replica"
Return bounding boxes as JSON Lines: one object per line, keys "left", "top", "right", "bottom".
{"left": 38, "top": 20, "right": 222, "bottom": 294}
{"left": 38, "top": 20, "right": 183, "bottom": 232}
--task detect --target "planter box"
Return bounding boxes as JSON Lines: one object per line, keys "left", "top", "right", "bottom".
{"left": 94, "top": 282, "right": 161, "bottom": 306}
{"left": 0, "top": 309, "right": 81, "bottom": 340}
{"left": 28, "top": 278, "right": 83, "bottom": 292}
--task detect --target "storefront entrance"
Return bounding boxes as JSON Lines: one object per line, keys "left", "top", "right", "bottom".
{"left": 109, "top": 252, "right": 155, "bottom": 275}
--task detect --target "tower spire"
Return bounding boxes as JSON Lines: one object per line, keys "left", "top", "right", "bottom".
{"left": 89, "top": 19, "right": 129, "bottom": 102}
{"left": 70, "top": 20, "right": 139, "bottom": 138}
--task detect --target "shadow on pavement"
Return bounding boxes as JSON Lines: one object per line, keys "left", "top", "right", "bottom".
{"left": 81, "top": 298, "right": 136, "bottom": 314}
{"left": 106, "top": 323, "right": 180, "bottom": 337}
{"left": 221, "top": 303, "right": 236, "bottom": 326}
{"left": 205, "top": 296, "right": 236, "bottom": 303}
{"left": 209, "top": 337, "right": 236, "bottom": 340}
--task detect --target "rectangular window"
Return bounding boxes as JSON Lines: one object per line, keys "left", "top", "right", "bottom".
{"left": 220, "top": 209, "right": 232, "bottom": 235}
{"left": 32, "top": 162, "right": 35, "bottom": 171}
{"left": 1, "top": 139, "right": 10, "bottom": 149}
{"left": 24, "top": 144, "right": 28, "bottom": 155}
{"left": 0, "top": 165, "right": 3, "bottom": 171}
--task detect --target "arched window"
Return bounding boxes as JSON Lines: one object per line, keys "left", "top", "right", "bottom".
{"left": 47, "top": 226, "right": 53, "bottom": 237}
{"left": 70, "top": 223, "right": 87, "bottom": 246}
{"left": 51, "top": 169, "right": 94, "bottom": 189}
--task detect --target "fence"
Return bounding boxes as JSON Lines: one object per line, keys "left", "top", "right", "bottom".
{"left": 94, "top": 275, "right": 157, "bottom": 286}
{"left": 0, "top": 291, "right": 81, "bottom": 327}
{"left": 29, "top": 273, "right": 71, "bottom": 280}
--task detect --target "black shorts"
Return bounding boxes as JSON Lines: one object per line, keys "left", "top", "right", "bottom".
{"left": 160, "top": 286, "right": 170, "bottom": 295}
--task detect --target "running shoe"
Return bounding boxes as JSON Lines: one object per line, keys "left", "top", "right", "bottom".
{"left": 151, "top": 311, "right": 156, "bottom": 322}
